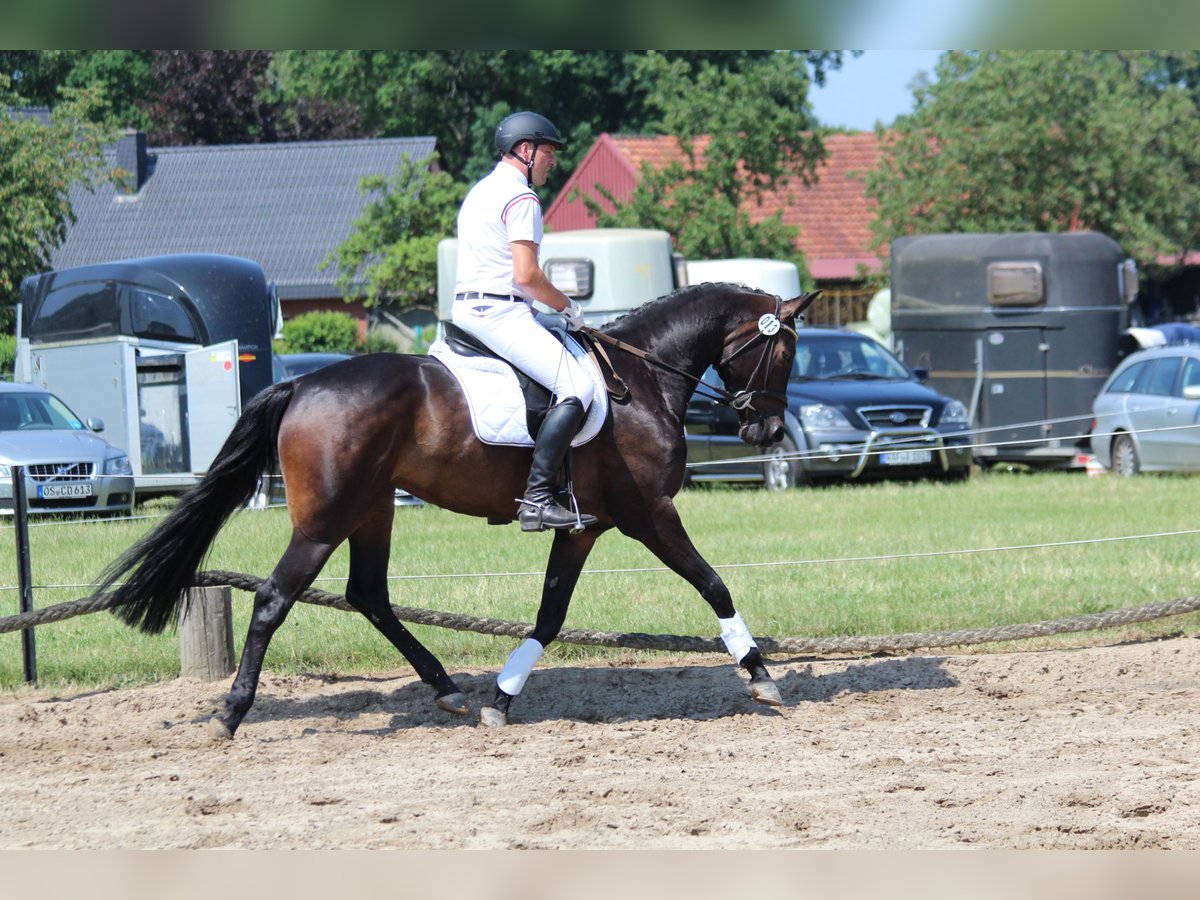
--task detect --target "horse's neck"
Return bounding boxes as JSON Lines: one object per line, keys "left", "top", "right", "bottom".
{"left": 607, "top": 303, "right": 736, "bottom": 407}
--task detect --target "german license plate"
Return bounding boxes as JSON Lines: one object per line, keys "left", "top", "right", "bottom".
{"left": 38, "top": 483, "right": 93, "bottom": 499}
{"left": 880, "top": 449, "right": 932, "bottom": 466}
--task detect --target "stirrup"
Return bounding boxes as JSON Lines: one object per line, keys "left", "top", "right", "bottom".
{"left": 516, "top": 497, "right": 597, "bottom": 533}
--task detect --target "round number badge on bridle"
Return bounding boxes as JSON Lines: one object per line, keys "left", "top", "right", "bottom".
{"left": 758, "top": 313, "right": 782, "bottom": 336}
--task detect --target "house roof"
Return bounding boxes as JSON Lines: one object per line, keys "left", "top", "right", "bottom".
{"left": 52, "top": 135, "right": 438, "bottom": 300}
{"left": 545, "top": 131, "right": 887, "bottom": 281}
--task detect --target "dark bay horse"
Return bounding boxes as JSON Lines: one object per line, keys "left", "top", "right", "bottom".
{"left": 95, "top": 284, "right": 811, "bottom": 737}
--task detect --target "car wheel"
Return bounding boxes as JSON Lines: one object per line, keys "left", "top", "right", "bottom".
{"left": 1111, "top": 433, "right": 1140, "bottom": 477}
{"left": 762, "top": 434, "right": 799, "bottom": 491}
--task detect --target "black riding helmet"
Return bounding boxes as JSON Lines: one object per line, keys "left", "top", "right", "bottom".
{"left": 495, "top": 111, "right": 566, "bottom": 184}
{"left": 494, "top": 111, "right": 567, "bottom": 154}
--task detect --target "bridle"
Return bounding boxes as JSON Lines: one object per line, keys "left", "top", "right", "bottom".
{"left": 580, "top": 291, "right": 820, "bottom": 418}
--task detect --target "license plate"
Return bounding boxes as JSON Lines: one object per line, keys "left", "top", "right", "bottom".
{"left": 880, "top": 449, "right": 932, "bottom": 466}
{"left": 38, "top": 483, "right": 94, "bottom": 499}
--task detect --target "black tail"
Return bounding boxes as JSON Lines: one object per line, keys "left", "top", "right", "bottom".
{"left": 94, "top": 381, "right": 297, "bottom": 634}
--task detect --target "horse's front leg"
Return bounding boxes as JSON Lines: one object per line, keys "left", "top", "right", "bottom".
{"left": 622, "top": 497, "right": 783, "bottom": 709}
{"left": 481, "top": 528, "right": 600, "bottom": 726}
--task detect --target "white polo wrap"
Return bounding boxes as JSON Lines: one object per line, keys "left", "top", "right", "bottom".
{"left": 718, "top": 612, "right": 757, "bottom": 663}
{"left": 497, "top": 638, "right": 545, "bottom": 696}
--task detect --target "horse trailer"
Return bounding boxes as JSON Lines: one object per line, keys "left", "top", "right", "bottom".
{"left": 14, "top": 254, "right": 280, "bottom": 495}
{"left": 890, "top": 232, "right": 1138, "bottom": 469}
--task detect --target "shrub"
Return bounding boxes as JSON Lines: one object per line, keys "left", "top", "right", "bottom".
{"left": 359, "top": 329, "right": 399, "bottom": 353}
{"left": 277, "top": 311, "right": 359, "bottom": 354}
{"left": 0, "top": 334, "right": 15, "bottom": 379}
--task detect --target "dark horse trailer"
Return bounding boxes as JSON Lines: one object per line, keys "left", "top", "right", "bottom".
{"left": 15, "top": 254, "right": 279, "bottom": 494}
{"left": 891, "top": 232, "right": 1137, "bottom": 469}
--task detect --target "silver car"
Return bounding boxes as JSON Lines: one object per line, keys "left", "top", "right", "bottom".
{"left": 1090, "top": 343, "right": 1200, "bottom": 476}
{"left": 0, "top": 382, "right": 135, "bottom": 515}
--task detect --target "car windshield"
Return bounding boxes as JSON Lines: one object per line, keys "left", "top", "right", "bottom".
{"left": 792, "top": 337, "right": 910, "bottom": 381}
{"left": 0, "top": 392, "right": 86, "bottom": 432}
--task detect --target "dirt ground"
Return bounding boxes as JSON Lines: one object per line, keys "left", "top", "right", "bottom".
{"left": 1, "top": 634, "right": 1198, "bottom": 850}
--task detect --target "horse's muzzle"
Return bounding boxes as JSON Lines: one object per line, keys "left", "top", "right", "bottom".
{"left": 739, "top": 416, "right": 784, "bottom": 446}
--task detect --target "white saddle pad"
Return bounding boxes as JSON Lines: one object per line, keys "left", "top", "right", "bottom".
{"left": 428, "top": 331, "right": 608, "bottom": 447}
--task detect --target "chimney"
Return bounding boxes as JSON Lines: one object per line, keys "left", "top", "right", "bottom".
{"left": 116, "top": 130, "right": 149, "bottom": 194}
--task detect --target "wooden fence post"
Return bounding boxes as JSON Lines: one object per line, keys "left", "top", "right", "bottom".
{"left": 179, "top": 585, "right": 235, "bottom": 680}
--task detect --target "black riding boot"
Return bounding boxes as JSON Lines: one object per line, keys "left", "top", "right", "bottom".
{"left": 518, "top": 398, "right": 598, "bottom": 532}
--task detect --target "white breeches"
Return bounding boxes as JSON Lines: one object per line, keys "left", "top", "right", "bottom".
{"left": 451, "top": 298, "right": 593, "bottom": 408}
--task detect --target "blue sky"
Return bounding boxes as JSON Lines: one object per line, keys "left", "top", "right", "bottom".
{"left": 809, "top": 49, "right": 944, "bottom": 131}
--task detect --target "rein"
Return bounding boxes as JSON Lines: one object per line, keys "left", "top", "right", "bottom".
{"left": 580, "top": 291, "right": 819, "bottom": 414}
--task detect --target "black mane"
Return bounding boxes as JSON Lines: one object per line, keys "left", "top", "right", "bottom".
{"left": 602, "top": 282, "right": 778, "bottom": 339}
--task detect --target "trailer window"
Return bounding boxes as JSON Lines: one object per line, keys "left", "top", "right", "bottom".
{"left": 987, "top": 261, "right": 1044, "bottom": 307}
{"left": 30, "top": 281, "right": 119, "bottom": 340}
{"left": 128, "top": 287, "right": 199, "bottom": 342}
{"left": 544, "top": 258, "right": 594, "bottom": 299}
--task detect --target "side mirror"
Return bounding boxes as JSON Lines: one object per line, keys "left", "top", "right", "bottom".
{"left": 86, "top": 416, "right": 105, "bottom": 433}
{"left": 912, "top": 366, "right": 929, "bottom": 382}
{"left": 1183, "top": 385, "right": 1200, "bottom": 401}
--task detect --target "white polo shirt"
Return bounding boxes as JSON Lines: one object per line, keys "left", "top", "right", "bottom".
{"left": 454, "top": 162, "right": 543, "bottom": 297}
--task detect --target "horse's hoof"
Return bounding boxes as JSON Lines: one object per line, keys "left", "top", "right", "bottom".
{"left": 206, "top": 717, "right": 234, "bottom": 742}
{"left": 749, "top": 679, "right": 784, "bottom": 708}
{"left": 436, "top": 691, "right": 469, "bottom": 716}
{"left": 479, "top": 706, "right": 508, "bottom": 727}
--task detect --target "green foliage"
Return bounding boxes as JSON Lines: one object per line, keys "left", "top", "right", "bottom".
{"left": 323, "top": 153, "right": 467, "bottom": 312}
{"left": 865, "top": 51, "right": 1200, "bottom": 267}
{"left": 583, "top": 52, "right": 823, "bottom": 277}
{"left": 359, "top": 330, "right": 400, "bottom": 354}
{"left": 0, "top": 83, "right": 116, "bottom": 314}
{"left": 272, "top": 51, "right": 847, "bottom": 191}
{"left": 0, "top": 333, "right": 15, "bottom": 378}
{"left": 276, "top": 310, "right": 360, "bottom": 353}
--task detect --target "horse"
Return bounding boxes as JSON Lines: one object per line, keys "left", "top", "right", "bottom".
{"left": 94, "top": 284, "right": 812, "bottom": 737}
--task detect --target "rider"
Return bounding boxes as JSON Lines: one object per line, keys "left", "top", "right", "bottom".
{"left": 452, "top": 111, "right": 598, "bottom": 532}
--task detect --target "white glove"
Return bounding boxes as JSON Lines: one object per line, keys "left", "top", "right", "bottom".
{"left": 562, "top": 301, "right": 585, "bottom": 331}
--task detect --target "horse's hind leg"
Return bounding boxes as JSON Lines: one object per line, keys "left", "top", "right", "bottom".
{"left": 210, "top": 532, "right": 336, "bottom": 740}
{"left": 343, "top": 508, "right": 467, "bottom": 716}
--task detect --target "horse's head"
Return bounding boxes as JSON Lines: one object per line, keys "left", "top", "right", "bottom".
{"left": 716, "top": 292, "right": 817, "bottom": 446}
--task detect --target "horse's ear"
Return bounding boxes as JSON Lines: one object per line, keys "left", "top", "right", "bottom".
{"left": 781, "top": 291, "right": 822, "bottom": 324}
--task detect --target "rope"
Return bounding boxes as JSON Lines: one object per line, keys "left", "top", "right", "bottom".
{"left": 1, "top": 568, "right": 1198, "bottom": 657}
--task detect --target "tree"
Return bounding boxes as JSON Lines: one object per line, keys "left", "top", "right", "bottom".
{"left": 140, "top": 51, "right": 277, "bottom": 146}
{"left": 583, "top": 52, "right": 833, "bottom": 273}
{"left": 864, "top": 51, "right": 1200, "bottom": 266}
{"left": 323, "top": 153, "right": 467, "bottom": 312}
{"left": 0, "top": 83, "right": 116, "bottom": 324}
{"left": 273, "top": 50, "right": 846, "bottom": 191}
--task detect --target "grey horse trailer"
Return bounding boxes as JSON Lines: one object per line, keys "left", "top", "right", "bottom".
{"left": 891, "top": 232, "right": 1137, "bottom": 469}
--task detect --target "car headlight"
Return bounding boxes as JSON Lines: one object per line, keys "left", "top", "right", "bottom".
{"left": 799, "top": 403, "right": 853, "bottom": 430}
{"left": 104, "top": 455, "right": 133, "bottom": 476}
{"left": 940, "top": 399, "right": 969, "bottom": 425}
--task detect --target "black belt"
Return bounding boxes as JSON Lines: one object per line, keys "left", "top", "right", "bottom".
{"left": 455, "top": 292, "right": 527, "bottom": 302}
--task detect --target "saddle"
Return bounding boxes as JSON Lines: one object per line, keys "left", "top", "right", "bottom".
{"left": 442, "top": 323, "right": 556, "bottom": 438}
{"left": 428, "top": 322, "right": 609, "bottom": 448}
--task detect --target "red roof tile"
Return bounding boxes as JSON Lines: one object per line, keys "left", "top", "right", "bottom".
{"left": 547, "top": 132, "right": 887, "bottom": 281}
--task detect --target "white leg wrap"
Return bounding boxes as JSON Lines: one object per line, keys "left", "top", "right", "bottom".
{"left": 718, "top": 612, "right": 757, "bottom": 664}
{"left": 497, "top": 638, "right": 544, "bottom": 696}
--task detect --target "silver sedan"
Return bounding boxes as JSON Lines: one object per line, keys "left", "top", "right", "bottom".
{"left": 0, "top": 382, "right": 135, "bottom": 515}
{"left": 1090, "top": 343, "right": 1200, "bottom": 476}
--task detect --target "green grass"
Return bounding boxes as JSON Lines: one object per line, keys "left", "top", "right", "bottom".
{"left": 2, "top": 471, "right": 1199, "bottom": 690}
